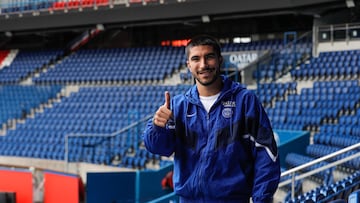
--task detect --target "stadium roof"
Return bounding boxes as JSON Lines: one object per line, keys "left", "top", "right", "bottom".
{"left": 0, "top": 0, "right": 357, "bottom": 49}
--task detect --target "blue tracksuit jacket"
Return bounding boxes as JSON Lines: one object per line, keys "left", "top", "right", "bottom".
{"left": 143, "top": 76, "right": 280, "bottom": 203}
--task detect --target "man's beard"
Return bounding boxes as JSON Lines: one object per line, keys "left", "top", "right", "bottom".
{"left": 194, "top": 67, "right": 220, "bottom": 86}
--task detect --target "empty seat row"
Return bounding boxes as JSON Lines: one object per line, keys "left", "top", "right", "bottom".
{"left": 0, "top": 50, "right": 63, "bottom": 84}
{"left": 285, "top": 153, "right": 332, "bottom": 183}
{"left": 0, "top": 85, "right": 62, "bottom": 124}
{"left": 291, "top": 50, "right": 360, "bottom": 80}
{"left": 320, "top": 123, "right": 360, "bottom": 137}
{"left": 306, "top": 144, "right": 360, "bottom": 169}
{"left": 34, "top": 47, "right": 185, "bottom": 84}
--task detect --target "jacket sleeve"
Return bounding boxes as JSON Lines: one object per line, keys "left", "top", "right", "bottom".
{"left": 245, "top": 92, "right": 281, "bottom": 203}
{"left": 142, "top": 119, "right": 176, "bottom": 157}
{"left": 252, "top": 148, "right": 281, "bottom": 203}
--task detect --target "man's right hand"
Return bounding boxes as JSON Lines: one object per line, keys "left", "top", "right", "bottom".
{"left": 153, "top": 91, "right": 173, "bottom": 128}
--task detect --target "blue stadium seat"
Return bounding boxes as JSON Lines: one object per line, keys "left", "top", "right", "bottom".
{"left": 349, "top": 190, "right": 360, "bottom": 203}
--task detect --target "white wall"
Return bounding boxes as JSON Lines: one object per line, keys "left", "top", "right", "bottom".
{"left": 316, "top": 40, "right": 360, "bottom": 56}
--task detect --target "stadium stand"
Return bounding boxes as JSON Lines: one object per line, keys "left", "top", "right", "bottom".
{"left": 291, "top": 50, "right": 360, "bottom": 80}
{"left": 252, "top": 38, "right": 312, "bottom": 82}
{"left": 0, "top": 0, "right": 54, "bottom": 14}
{"left": 0, "top": 84, "right": 189, "bottom": 169}
{"left": 0, "top": 85, "right": 62, "bottom": 126}
{"left": 277, "top": 47, "right": 360, "bottom": 201}
{"left": 0, "top": 35, "right": 359, "bottom": 202}
{"left": 0, "top": 49, "right": 63, "bottom": 84}
{"left": 1, "top": 0, "right": 360, "bottom": 202}
{"left": 33, "top": 47, "right": 185, "bottom": 84}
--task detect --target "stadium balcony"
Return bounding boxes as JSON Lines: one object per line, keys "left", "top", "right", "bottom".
{"left": 0, "top": 0, "right": 164, "bottom": 14}
{"left": 0, "top": 1, "right": 54, "bottom": 14}
{"left": 51, "top": 0, "right": 109, "bottom": 10}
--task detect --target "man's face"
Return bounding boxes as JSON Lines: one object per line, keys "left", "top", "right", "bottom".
{"left": 186, "top": 45, "right": 222, "bottom": 86}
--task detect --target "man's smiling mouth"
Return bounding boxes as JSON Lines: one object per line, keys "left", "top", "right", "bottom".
{"left": 198, "top": 68, "right": 215, "bottom": 75}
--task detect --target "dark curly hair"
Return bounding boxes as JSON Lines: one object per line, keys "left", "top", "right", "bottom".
{"left": 185, "top": 34, "right": 221, "bottom": 59}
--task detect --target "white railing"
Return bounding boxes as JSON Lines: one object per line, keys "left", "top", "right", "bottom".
{"left": 279, "top": 142, "right": 360, "bottom": 199}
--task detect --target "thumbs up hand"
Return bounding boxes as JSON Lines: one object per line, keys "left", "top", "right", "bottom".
{"left": 153, "top": 91, "right": 174, "bottom": 128}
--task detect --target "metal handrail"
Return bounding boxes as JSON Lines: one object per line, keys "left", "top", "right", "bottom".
{"left": 279, "top": 142, "right": 360, "bottom": 199}
{"left": 64, "top": 114, "right": 153, "bottom": 172}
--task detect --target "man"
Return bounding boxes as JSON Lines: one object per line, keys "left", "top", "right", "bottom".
{"left": 143, "top": 35, "right": 280, "bottom": 203}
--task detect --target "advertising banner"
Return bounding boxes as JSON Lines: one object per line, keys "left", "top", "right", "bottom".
{"left": 222, "top": 51, "right": 260, "bottom": 70}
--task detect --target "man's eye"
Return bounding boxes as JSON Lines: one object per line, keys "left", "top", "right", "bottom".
{"left": 206, "top": 54, "right": 216, "bottom": 59}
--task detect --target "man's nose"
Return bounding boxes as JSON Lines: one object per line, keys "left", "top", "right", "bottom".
{"left": 199, "top": 57, "right": 208, "bottom": 67}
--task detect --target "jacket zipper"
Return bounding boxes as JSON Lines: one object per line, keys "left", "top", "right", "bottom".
{"left": 193, "top": 96, "right": 222, "bottom": 196}
{"left": 198, "top": 112, "right": 210, "bottom": 196}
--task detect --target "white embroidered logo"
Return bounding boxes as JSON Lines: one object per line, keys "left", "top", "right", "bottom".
{"left": 222, "top": 101, "right": 236, "bottom": 108}
{"left": 222, "top": 108, "right": 233, "bottom": 118}
{"left": 222, "top": 100, "right": 235, "bottom": 118}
